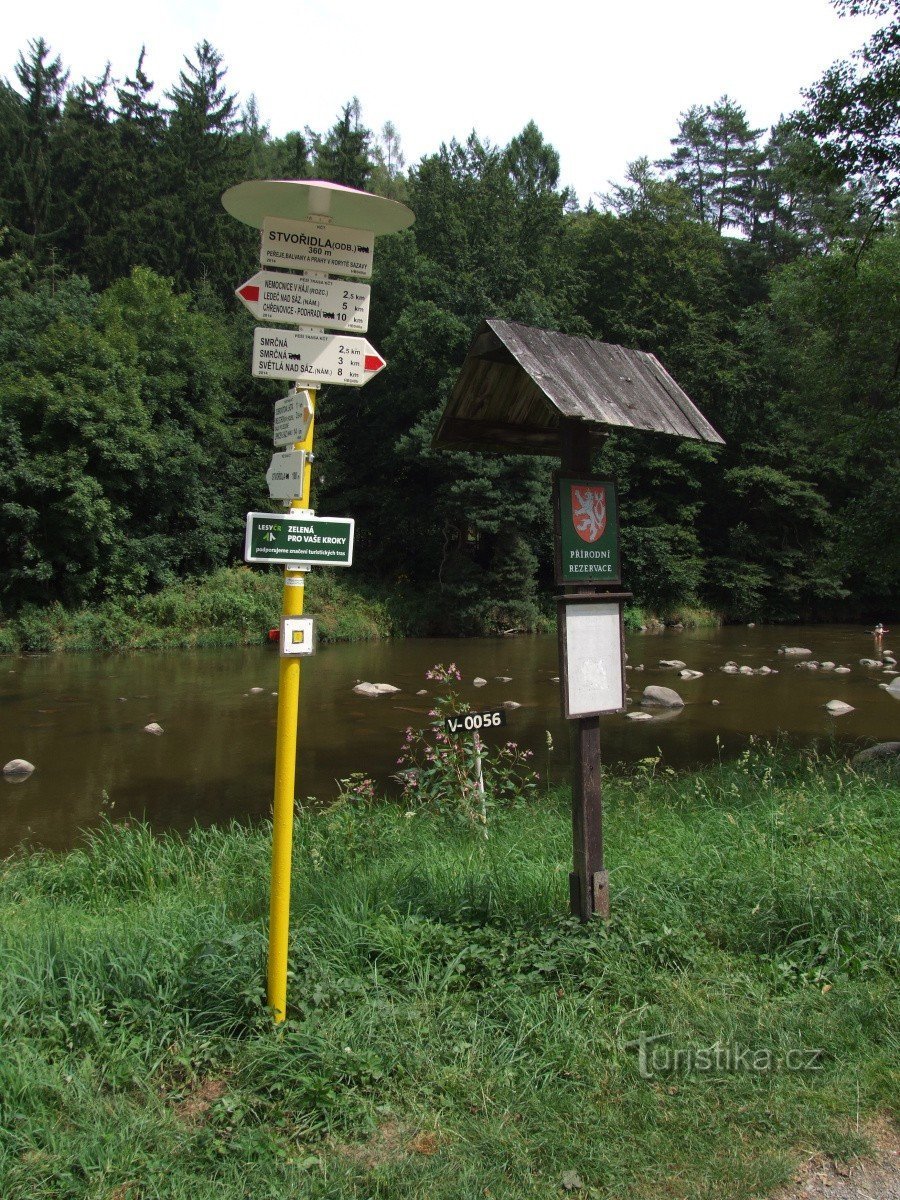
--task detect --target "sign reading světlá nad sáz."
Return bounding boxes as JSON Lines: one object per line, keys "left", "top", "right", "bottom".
{"left": 554, "top": 477, "right": 620, "bottom": 585}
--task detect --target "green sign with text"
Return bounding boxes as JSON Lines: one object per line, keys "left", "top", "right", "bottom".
{"left": 554, "top": 478, "right": 620, "bottom": 585}
{"left": 244, "top": 512, "right": 354, "bottom": 567}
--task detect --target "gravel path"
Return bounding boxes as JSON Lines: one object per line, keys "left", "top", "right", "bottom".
{"left": 773, "top": 1119, "right": 900, "bottom": 1200}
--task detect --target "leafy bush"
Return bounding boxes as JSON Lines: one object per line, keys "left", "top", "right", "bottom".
{"left": 395, "top": 663, "right": 539, "bottom": 832}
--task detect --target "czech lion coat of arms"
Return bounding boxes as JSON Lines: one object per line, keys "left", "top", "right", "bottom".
{"left": 571, "top": 484, "right": 607, "bottom": 543}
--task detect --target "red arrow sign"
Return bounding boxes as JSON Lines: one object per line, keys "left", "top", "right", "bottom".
{"left": 364, "top": 354, "right": 385, "bottom": 374}
{"left": 234, "top": 269, "right": 371, "bottom": 333}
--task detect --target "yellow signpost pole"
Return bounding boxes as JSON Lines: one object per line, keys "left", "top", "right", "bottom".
{"left": 221, "top": 178, "right": 414, "bottom": 1024}
{"left": 267, "top": 387, "right": 315, "bottom": 1022}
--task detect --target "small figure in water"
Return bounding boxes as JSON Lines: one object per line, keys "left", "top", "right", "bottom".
{"left": 873, "top": 622, "right": 889, "bottom": 651}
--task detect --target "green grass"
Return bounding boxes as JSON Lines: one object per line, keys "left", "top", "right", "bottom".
{"left": 0, "top": 567, "right": 392, "bottom": 653}
{"left": 0, "top": 745, "right": 896, "bottom": 1199}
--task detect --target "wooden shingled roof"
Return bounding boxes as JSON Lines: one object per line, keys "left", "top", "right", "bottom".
{"left": 432, "top": 319, "right": 724, "bottom": 454}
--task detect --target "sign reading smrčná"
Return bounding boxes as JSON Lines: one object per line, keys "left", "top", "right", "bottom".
{"left": 252, "top": 327, "right": 385, "bottom": 386}
{"left": 554, "top": 477, "right": 620, "bottom": 585}
{"left": 244, "top": 512, "right": 354, "bottom": 567}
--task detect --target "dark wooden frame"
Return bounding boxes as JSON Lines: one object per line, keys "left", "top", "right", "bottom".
{"left": 556, "top": 592, "right": 630, "bottom": 719}
{"left": 552, "top": 474, "right": 622, "bottom": 586}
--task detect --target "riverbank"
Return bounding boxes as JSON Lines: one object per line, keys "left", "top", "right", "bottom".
{"left": 0, "top": 567, "right": 727, "bottom": 654}
{"left": 1, "top": 747, "right": 895, "bottom": 1199}
{"left": 0, "top": 567, "right": 393, "bottom": 653}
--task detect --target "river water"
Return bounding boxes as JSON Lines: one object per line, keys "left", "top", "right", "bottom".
{"left": 1, "top": 625, "right": 897, "bottom": 854}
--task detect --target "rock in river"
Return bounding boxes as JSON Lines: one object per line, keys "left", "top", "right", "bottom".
{"left": 143, "top": 723, "right": 164, "bottom": 736}
{"left": 824, "top": 700, "right": 854, "bottom": 716}
{"left": 679, "top": 669, "right": 703, "bottom": 680}
{"left": 626, "top": 711, "right": 653, "bottom": 721}
{"left": 3, "top": 759, "right": 35, "bottom": 779}
{"left": 885, "top": 677, "right": 900, "bottom": 698}
{"left": 640, "top": 685, "right": 684, "bottom": 708}
{"left": 473, "top": 677, "right": 487, "bottom": 687}
{"left": 659, "top": 659, "right": 687, "bottom": 669}
{"left": 779, "top": 646, "right": 812, "bottom": 656}
{"left": 353, "top": 682, "right": 400, "bottom": 697}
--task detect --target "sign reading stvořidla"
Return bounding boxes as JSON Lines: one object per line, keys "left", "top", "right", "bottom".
{"left": 266, "top": 450, "right": 307, "bottom": 501}
{"left": 261, "top": 216, "right": 374, "bottom": 278}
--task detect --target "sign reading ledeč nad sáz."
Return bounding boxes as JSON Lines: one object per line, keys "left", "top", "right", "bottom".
{"left": 236, "top": 270, "right": 370, "bottom": 333}
{"left": 244, "top": 513, "right": 354, "bottom": 567}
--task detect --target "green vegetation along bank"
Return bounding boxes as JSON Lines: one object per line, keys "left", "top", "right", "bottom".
{"left": 0, "top": 567, "right": 393, "bottom": 653}
{"left": 0, "top": 571, "right": 714, "bottom": 654}
{"left": 1, "top": 746, "right": 896, "bottom": 1199}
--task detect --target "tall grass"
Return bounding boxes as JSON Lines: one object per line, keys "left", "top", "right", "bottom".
{"left": 0, "top": 746, "right": 896, "bottom": 1199}
{"left": 0, "top": 567, "right": 392, "bottom": 654}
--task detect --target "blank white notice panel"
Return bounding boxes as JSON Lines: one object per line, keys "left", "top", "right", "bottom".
{"left": 562, "top": 601, "right": 625, "bottom": 717}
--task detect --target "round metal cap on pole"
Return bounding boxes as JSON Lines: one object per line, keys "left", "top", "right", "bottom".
{"left": 222, "top": 178, "right": 415, "bottom": 234}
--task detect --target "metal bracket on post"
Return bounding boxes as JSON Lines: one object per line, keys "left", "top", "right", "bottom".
{"left": 592, "top": 870, "right": 610, "bottom": 919}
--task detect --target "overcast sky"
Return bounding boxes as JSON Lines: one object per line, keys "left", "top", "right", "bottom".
{"left": 4, "top": 0, "right": 882, "bottom": 206}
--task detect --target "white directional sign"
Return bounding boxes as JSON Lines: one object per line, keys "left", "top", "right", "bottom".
{"left": 273, "top": 392, "right": 314, "bottom": 447}
{"left": 266, "top": 450, "right": 308, "bottom": 501}
{"left": 253, "top": 328, "right": 386, "bottom": 386}
{"left": 236, "top": 270, "right": 370, "bottom": 333}
{"left": 261, "top": 216, "right": 374, "bottom": 279}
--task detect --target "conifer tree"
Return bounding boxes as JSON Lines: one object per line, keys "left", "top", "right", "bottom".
{"left": 314, "top": 99, "right": 373, "bottom": 189}
{"left": 4, "top": 39, "right": 68, "bottom": 257}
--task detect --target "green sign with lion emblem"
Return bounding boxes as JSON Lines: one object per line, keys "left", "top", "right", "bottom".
{"left": 554, "top": 477, "right": 620, "bottom": 585}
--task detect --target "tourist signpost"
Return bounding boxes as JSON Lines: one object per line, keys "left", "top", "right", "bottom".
{"left": 260, "top": 214, "right": 374, "bottom": 276}
{"left": 236, "top": 270, "right": 371, "bottom": 332}
{"left": 266, "top": 450, "right": 308, "bottom": 501}
{"left": 272, "top": 391, "right": 314, "bottom": 448}
{"left": 222, "top": 178, "right": 414, "bottom": 1022}
{"left": 251, "top": 327, "right": 386, "bottom": 385}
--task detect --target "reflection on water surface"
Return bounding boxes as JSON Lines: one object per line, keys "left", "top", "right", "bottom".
{"left": 1, "top": 625, "right": 896, "bottom": 853}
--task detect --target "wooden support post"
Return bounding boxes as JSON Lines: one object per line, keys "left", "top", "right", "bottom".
{"left": 559, "top": 418, "right": 609, "bottom": 922}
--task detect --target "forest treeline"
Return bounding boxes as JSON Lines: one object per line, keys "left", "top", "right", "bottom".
{"left": 0, "top": 1, "right": 897, "bottom": 634}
